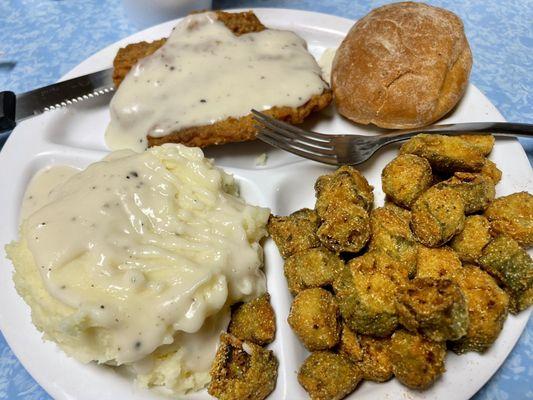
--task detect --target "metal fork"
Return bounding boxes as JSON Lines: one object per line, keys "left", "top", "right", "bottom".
{"left": 252, "top": 110, "right": 533, "bottom": 166}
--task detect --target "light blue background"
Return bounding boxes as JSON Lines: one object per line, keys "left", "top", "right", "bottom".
{"left": 0, "top": 0, "right": 531, "bottom": 399}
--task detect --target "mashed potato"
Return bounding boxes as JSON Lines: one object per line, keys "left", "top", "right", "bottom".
{"left": 6, "top": 144, "right": 270, "bottom": 394}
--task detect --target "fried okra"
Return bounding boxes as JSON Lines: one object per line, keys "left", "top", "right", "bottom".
{"left": 338, "top": 324, "right": 363, "bottom": 362}
{"left": 267, "top": 208, "right": 320, "bottom": 258}
{"left": 288, "top": 288, "right": 340, "bottom": 350}
{"left": 390, "top": 330, "right": 446, "bottom": 390}
{"left": 479, "top": 235, "right": 533, "bottom": 313}
{"left": 315, "top": 166, "right": 374, "bottom": 216}
{"left": 228, "top": 294, "right": 275, "bottom": 345}
{"left": 457, "top": 134, "right": 495, "bottom": 156}
{"left": 369, "top": 206, "right": 418, "bottom": 278}
{"left": 208, "top": 334, "right": 278, "bottom": 400}
{"left": 334, "top": 252, "right": 400, "bottom": 337}
{"left": 416, "top": 246, "right": 462, "bottom": 280}
{"left": 357, "top": 335, "right": 394, "bottom": 382}
{"left": 400, "top": 134, "right": 485, "bottom": 173}
{"left": 435, "top": 172, "right": 495, "bottom": 214}
{"left": 284, "top": 247, "right": 343, "bottom": 296}
{"left": 480, "top": 159, "right": 502, "bottom": 184}
{"left": 298, "top": 351, "right": 362, "bottom": 400}
{"left": 485, "top": 192, "right": 533, "bottom": 247}
{"left": 411, "top": 186, "right": 465, "bottom": 247}
{"left": 450, "top": 215, "right": 492, "bottom": 263}
{"left": 450, "top": 265, "right": 509, "bottom": 354}
{"left": 396, "top": 278, "right": 469, "bottom": 342}
{"left": 337, "top": 326, "right": 393, "bottom": 382}
{"left": 381, "top": 154, "right": 433, "bottom": 208}
{"left": 317, "top": 201, "right": 370, "bottom": 253}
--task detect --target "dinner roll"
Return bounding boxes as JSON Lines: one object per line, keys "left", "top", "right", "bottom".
{"left": 332, "top": 2, "right": 472, "bottom": 129}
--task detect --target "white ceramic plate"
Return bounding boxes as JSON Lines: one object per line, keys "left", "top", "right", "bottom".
{"left": 0, "top": 8, "right": 531, "bottom": 400}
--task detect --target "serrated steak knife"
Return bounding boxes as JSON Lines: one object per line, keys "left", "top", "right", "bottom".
{"left": 0, "top": 68, "right": 114, "bottom": 133}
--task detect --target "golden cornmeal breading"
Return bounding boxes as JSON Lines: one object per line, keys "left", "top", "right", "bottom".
{"left": 369, "top": 206, "right": 418, "bottom": 279}
{"left": 410, "top": 185, "right": 465, "bottom": 247}
{"left": 435, "top": 172, "right": 495, "bottom": 214}
{"left": 228, "top": 294, "right": 276, "bottom": 346}
{"left": 338, "top": 324, "right": 363, "bottom": 362}
{"left": 395, "top": 278, "right": 469, "bottom": 342}
{"left": 416, "top": 246, "right": 463, "bottom": 280}
{"left": 484, "top": 192, "right": 533, "bottom": 247}
{"left": 356, "top": 335, "right": 394, "bottom": 382}
{"left": 316, "top": 200, "right": 371, "bottom": 254}
{"left": 457, "top": 134, "right": 495, "bottom": 156}
{"left": 450, "top": 215, "right": 492, "bottom": 264}
{"left": 315, "top": 166, "right": 374, "bottom": 215}
{"left": 208, "top": 333, "right": 278, "bottom": 400}
{"left": 479, "top": 235, "right": 533, "bottom": 314}
{"left": 267, "top": 208, "right": 320, "bottom": 259}
{"left": 112, "top": 10, "right": 332, "bottom": 148}
{"left": 298, "top": 351, "right": 362, "bottom": 400}
{"left": 390, "top": 330, "right": 446, "bottom": 390}
{"left": 480, "top": 159, "right": 502, "bottom": 184}
{"left": 334, "top": 252, "right": 401, "bottom": 337}
{"left": 449, "top": 265, "right": 509, "bottom": 354}
{"left": 283, "top": 247, "right": 343, "bottom": 296}
{"left": 400, "top": 134, "right": 485, "bottom": 173}
{"left": 288, "top": 288, "right": 340, "bottom": 351}
{"left": 381, "top": 154, "right": 433, "bottom": 209}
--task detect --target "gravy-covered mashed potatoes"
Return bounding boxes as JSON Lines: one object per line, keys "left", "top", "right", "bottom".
{"left": 6, "top": 144, "right": 270, "bottom": 394}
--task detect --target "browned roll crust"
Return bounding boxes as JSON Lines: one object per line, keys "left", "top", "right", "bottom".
{"left": 112, "top": 11, "right": 332, "bottom": 148}
{"left": 332, "top": 2, "right": 472, "bottom": 129}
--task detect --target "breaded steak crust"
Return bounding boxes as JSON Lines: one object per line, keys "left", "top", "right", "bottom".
{"left": 112, "top": 11, "right": 332, "bottom": 148}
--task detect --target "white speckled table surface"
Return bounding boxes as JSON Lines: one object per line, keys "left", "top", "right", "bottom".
{"left": 0, "top": 1, "right": 531, "bottom": 399}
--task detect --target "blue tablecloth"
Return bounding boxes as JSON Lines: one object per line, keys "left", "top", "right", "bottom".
{"left": 0, "top": 1, "right": 531, "bottom": 399}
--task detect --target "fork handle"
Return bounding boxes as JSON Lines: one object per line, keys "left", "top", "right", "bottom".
{"left": 381, "top": 122, "right": 533, "bottom": 144}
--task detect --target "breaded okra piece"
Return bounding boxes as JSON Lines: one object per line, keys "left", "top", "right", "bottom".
{"left": 411, "top": 185, "right": 465, "bottom": 247}
{"left": 435, "top": 172, "right": 495, "bottom": 214}
{"left": 479, "top": 235, "right": 533, "bottom": 313}
{"left": 337, "top": 326, "right": 393, "bottom": 382}
{"left": 480, "top": 159, "right": 502, "bottom": 184}
{"left": 396, "top": 278, "right": 469, "bottom": 342}
{"left": 317, "top": 200, "right": 370, "bottom": 253}
{"left": 315, "top": 166, "right": 374, "bottom": 216}
{"left": 357, "top": 335, "right": 394, "bottom": 382}
{"left": 338, "top": 324, "right": 363, "bottom": 362}
{"left": 228, "top": 294, "right": 276, "bottom": 345}
{"left": 390, "top": 330, "right": 446, "bottom": 390}
{"left": 208, "top": 333, "right": 278, "bottom": 400}
{"left": 457, "top": 134, "right": 495, "bottom": 156}
{"left": 333, "top": 252, "right": 400, "bottom": 337}
{"left": 283, "top": 247, "right": 343, "bottom": 296}
{"left": 484, "top": 192, "right": 533, "bottom": 247}
{"left": 450, "top": 215, "right": 492, "bottom": 263}
{"left": 416, "top": 246, "right": 463, "bottom": 280}
{"left": 381, "top": 154, "right": 433, "bottom": 208}
{"left": 288, "top": 288, "right": 340, "bottom": 351}
{"left": 400, "top": 134, "right": 485, "bottom": 173}
{"left": 450, "top": 265, "right": 509, "bottom": 354}
{"left": 267, "top": 208, "right": 320, "bottom": 259}
{"left": 369, "top": 206, "right": 418, "bottom": 279}
{"left": 298, "top": 351, "right": 361, "bottom": 400}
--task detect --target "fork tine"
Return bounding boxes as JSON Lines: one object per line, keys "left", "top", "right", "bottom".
{"left": 257, "top": 131, "right": 339, "bottom": 166}
{"left": 258, "top": 126, "right": 337, "bottom": 156}
{"left": 251, "top": 109, "right": 334, "bottom": 141}
{"left": 253, "top": 120, "right": 335, "bottom": 151}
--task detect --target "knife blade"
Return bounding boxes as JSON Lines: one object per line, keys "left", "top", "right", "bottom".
{"left": 1, "top": 68, "right": 114, "bottom": 133}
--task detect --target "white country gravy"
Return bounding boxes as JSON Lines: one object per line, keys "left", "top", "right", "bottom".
{"left": 21, "top": 144, "right": 269, "bottom": 364}
{"left": 106, "top": 12, "right": 328, "bottom": 151}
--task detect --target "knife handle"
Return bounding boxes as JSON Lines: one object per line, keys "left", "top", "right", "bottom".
{"left": 0, "top": 91, "right": 16, "bottom": 133}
